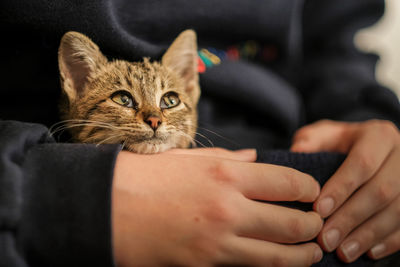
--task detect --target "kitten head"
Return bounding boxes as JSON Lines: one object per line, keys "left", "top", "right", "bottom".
{"left": 58, "top": 30, "right": 200, "bottom": 153}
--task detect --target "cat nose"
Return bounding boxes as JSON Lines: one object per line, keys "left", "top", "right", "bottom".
{"left": 144, "top": 115, "right": 162, "bottom": 131}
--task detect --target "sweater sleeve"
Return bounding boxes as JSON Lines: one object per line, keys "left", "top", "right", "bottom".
{"left": 299, "top": 0, "right": 400, "bottom": 127}
{"left": 0, "top": 120, "right": 121, "bottom": 267}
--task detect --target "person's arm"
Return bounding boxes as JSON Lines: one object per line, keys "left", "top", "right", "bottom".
{"left": 0, "top": 120, "right": 326, "bottom": 267}
{"left": 1, "top": 120, "right": 324, "bottom": 266}
{"left": 0, "top": 120, "right": 120, "bottom": 267}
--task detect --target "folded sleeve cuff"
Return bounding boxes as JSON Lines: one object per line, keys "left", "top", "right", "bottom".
{"left": 19, "top": 143, "right": 121, "bottom": 267}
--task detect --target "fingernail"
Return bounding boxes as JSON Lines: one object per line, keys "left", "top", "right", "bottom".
{"left": 318, "top": 197, "right": 335, "bottom": 217}
{"left": 313, "top": 248, "right": 323, "bottom": 263}
{"left": 323, "top": 229, "right": 340, "bottom": 251}
{"left": 370, "top": 243, "right": 386, "bottom": 258}
{"left": 341, "top": 241, "right": 360, "bottom": 261}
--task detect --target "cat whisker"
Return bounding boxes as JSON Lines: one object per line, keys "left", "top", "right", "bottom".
{"left": 52, "top": 119, "right": 135, "bottom": 131}
{"left": 171, "top": 126, "right": 203, "bottom": 148}
{"left": 95, "top": 134, "right": 126, "bottom": 146}
{"left": 192, "top": 138, "right": 207, "bottom": 148}
{"left": 50, "top": 124, "right": 90, "bottom": 137}
{"left": 50, "top": 123, "right": 112, "bottom": 138}
{"left": 121, "top": 138, "right": 129, "bottom": 150}
{"left": 173, "top": 124, "right": 214, "bottom": 147}
{"left": 194, "top": 125, "right": 241, "bottom": 147}
{"left": 174, "top": 130, "right": 208, "bottom": 148}
{"left": 50, "top": 119, "right": 144, "bottom": 140}
{"left": 49, "top": 119, "right": 119, "bottom": 136}
{"left": 194, "top": 132, "right": 214, "bottom": 147}
{"left": 50, "top": 119, "right": 115, "bottom": 129}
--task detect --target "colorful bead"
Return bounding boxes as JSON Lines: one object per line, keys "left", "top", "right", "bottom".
{"left": 242, "top": 41, "right": 259, "bottom": 59}
{"left": 197, "top": 57, "right": 206, "bottom": 73}
{"left": 200, "top": 49, "right": 221, "bottom": 65}
{"left": 207, "top": 47, "right": 227, "bottom": 60}
{"left": 197, "top": 41, "right": 278, "bottom": 73}
{"left": 198, "top": 50, "right": 213, "bottom": 67}
{"left": 226, "top": 46, "right": 240, "bottom": 60}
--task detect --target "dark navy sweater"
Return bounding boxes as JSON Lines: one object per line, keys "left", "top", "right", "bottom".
{"left": 0, "top": 0, "right": 399, "bottom": 266}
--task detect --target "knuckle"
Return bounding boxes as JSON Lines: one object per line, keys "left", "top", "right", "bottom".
{"left": 363, "top": 229, "right": 377, "bottom": 245}
{"left": 209, "top": 160, "right": 234, "bottom": 184}
{"left": 286, "top": 217, "right": 306, "bottom": 239}
{"left": 356, "top": 153, "right": 377, "bottom": 178}
{"left": 341, "top": 178, "right": 358, "bottom": 198}
{"left": 283, "top": 171, "right": 303, "bottom": 200}
{"left": 330, "top": 211, "right": 359, "bottom": 236}
{"left": 287, "top": 212, "right": 322, "bottom": 241}
{"left": 332, "top": 179, "right": 356, "bottom": 202}
{"left": 203, "top": 197, "right": 237, "bottom": 225}
{"left": 346, "top": 214, "right": 362, "bottom": 232}
{"left": 375, "top": 183, "right": 394, "bottom": 205}
{"left": 345, "top": 179, "right": 357, "bottom": 192}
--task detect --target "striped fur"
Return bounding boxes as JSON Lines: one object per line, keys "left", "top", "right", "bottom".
{"left": 57, "top": 30, "right": 200, "bottom": 153}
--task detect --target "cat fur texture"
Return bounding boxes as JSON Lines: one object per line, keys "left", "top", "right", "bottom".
{"left": 57, "top": 30, "right": 200, "bottom": 154}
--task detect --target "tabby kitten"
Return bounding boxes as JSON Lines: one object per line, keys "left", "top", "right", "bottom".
{"left": 57, "top": 30, "right": 200, "bottom": 154}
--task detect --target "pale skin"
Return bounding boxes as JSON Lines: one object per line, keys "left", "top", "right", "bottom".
{"left": 111, "top": 118, "right": 400, "bottom": 266}
{"left": 112, "top": 148, "right": 324, "bottom": 267}
{"left": 291, "top": 119, "right": 400, "bottom": 263}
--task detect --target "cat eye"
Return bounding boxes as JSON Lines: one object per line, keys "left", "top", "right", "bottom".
{"left": 111, "top": 91, "right": 136, "bottom": 108}
{"left": 160, "top": 92, "right": 180, "bottom": 109}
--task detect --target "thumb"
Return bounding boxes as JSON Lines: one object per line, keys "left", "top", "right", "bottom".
{"left": 291, "top": 138, "right": 323, "bottom": 153}
{"left": 291, "top": 120, "right": 352, "bottom": 153}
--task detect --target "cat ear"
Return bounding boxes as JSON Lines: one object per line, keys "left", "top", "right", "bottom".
{"left": 58, "top": 31, "right": 107, "bottom": 102}
{"left": 162, "top": 30, "right": 200, "bottom": 103}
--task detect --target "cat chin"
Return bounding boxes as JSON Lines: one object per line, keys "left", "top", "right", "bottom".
{"left": 122, "top": 133, "right": 192, "bottom": 154}
{"left": 125, "top": 142, "right": 174, "bottom": 154}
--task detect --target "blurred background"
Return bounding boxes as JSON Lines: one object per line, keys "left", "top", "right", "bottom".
{"left": 356, "top": 0, "right": 400, "bottom": 99}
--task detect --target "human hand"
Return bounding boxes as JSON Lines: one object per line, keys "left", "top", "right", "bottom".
{"left": 112, "top": 148, "right": 323, "bottom": 267}
{"left": 291, "top": 119, "right": 400, "bottom": 263}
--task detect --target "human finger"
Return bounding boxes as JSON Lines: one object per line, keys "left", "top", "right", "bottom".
{"left": 219, "top": 236, "right": 323, "bottom": 267}
{"left": 230, "top": 162, "right": 320, "bottom": 202}
{"left": 165, "top": 147, "right": 257, "bottom": 161}
{"left": 333, "top": 196, "right": 400, "bottom": 262}
{"left": 236, "top": 199, "right": 323, "bottom": 244}
{"left": 315, "top": 122, "right": 396, "bottom": 218}
{"left": 291, "top": 120, "right": 351, "bottom": 153}
{"left": 368, "top": 229, "right": 400, "bottom": 260}
{"left": 318, "top": 148, "right": 400, "bottom": 253}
